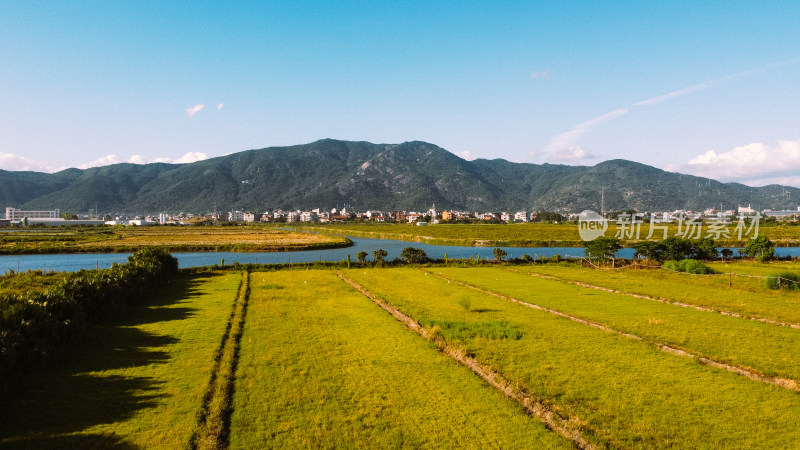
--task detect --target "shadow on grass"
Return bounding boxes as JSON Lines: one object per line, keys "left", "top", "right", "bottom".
{"left": 471, "top": 308, "right": 501, "bottom": 313}
{"left": 0, "top": 274, "right": 211, "bottom": 448}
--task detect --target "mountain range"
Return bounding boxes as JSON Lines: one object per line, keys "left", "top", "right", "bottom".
{"left": 2, "top": 139, "right": 798, "bottom": 215}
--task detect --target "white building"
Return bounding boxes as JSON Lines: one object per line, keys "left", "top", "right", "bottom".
{"left": 738, "top": 205, "right": 755, "bottom": 215}
{"left": 243, "top": 212, "right": 256, "bottom": 223}
{"left": 300, "top": 211, "right": 318, "bottom": 222}
{"left": 6, "top": 207, "right": 60, "bottom": 220}
{"left": 228, "top": 210, "right": 244, "bottom": 222}
{"left": 514, "top": 211, "right": 530, "bottom": 222}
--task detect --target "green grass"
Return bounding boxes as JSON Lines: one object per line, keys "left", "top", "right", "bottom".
{"left": 344, "top": 268, "right": 800, "bottom": 449}
{"left": 298, "top": 222, "right": 800, "bottom": 246}
{"left": 0, "top": 269, "right": 68, "bottom": 296}
{"left": 432, "top": 267, "right": 800, "bottom": 380}
{"left": 531, "top": 262, "right": 800, "bottom": 325}
{"left": 0, "top": 272, "right": 241, "bottom": 448}
{"left": 229, "top": 270, "right": 570, "bottom": 449}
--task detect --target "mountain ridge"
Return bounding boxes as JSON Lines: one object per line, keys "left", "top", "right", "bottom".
{"left": 3, "top": 139, "right": 798, "bottom": 214}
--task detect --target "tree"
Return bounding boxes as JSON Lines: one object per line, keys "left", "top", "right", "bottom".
{"left": 372, "top": 249, "right": 388, "bottom": 263}
{"left": 632, "top": 241, "right": 664, "bottom": 262}
{"left": 356, "top": 251, "right": 368, "bottom": 263}
{"left": 743, "top": 235, "right": 775, "bottom": 262}
{"left": 492, "top": 248, "right": 507, "bottom": 262}
{"left": 60, "top": 212, "right": 78, "bottom": 220}
{"left": 400, "top": 247, "right": 428, "bottom": 264}
{"left": 661, "top": 237, "right": 694, "bottom": 261}
{"left": 535, "top": 211, "right": 563, "bottom": 223}
{"left": 720, "top": 248, "right": 734, "bottom": 260}
{"left": 583, "top": 237, "right": 622, "bottom": 264}
{"left": 691, "top": 237, "right": 718, "bottom": 261}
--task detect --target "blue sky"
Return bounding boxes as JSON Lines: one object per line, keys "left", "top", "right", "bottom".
{"left": 2, "top": 1, "right": 799, "bottom": 187}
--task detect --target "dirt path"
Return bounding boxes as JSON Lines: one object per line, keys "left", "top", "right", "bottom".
{"left": 514, "top": 268, "right": 800, "bottom": 330}
{"left": 191, "top": 271, "right": 251, "bottom": 450}
{"left": 336, "top": 272, "right": 597, "bottom": 450}
{"left": 429, "top": 270, "right": 800, "bottom": 394}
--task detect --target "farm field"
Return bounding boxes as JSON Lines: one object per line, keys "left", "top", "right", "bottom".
{"left": 4, "top": 263, "right": 800, "bottom": 448}
{"left": 299, "top": 222, "right": 800, "bottom": 247}
{"left": 529, "top": 261, "right": 800, "bottom": 325}
{"left": 0, "top": 272, "right": 242, "bottom": 448}
{"left": 0, "top": 226, "right": 351, "bottom": 254}
{"left": 342, "top": 267, "right": 800, "bottom": 448}
{"left": 230, "top": 271, "right": 569, "bottom": 448}
{"left": 430, "top": 266, "right": 800, "bottom": 380}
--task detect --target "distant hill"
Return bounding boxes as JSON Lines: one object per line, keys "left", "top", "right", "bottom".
{"left": 3, "top": 139, "right": 799, "bottom": 214}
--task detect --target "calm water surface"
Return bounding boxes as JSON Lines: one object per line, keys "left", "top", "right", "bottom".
{"left": 1, "top": 237, "right": 797, "bottom": 273}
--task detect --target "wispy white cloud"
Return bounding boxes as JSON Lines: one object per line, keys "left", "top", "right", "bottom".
{"left": 80, "top": 154, "right": 121, "bottom": 169}
{"left": 458, "top": 150, "right": 476, "bottom": 161}
{"left": 680, "top": 138, "right": 800, "bottom": 187}
{"left": 530, "top": 69, "right": 552, "bottom": 79}
{"left": 0, "top": 153, "right": 55, "bottom": 172}
{"left": 546, "top": 145, "right": 592, "bottom": 163}
{"left": 174, "top": 152, "right": 209, "bottom": 164}
{"left": 541, "top": 108, "right": 629, "bottom": 158}
{"left": 217, "top": 103, "right": 224, "bottom": 110}
{"left": 186, "top": 103, "right": 205, "bottom": 117}
{"left": 538, "top": 57, "right": 800, "bottom": 163}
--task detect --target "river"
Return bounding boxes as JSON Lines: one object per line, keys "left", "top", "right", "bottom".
{"left": 1, "top": 237, "right": 798, "bottom": 273}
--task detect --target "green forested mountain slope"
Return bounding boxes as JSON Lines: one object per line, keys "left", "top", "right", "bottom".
{"left": 4, "top": 140, "right": 798, "bottom": 214}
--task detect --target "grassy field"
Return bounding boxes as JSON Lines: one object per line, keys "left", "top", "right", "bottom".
{"left": 529, "top": 261, "right": 800, "bottom": 325}
{"left": 298, "top": 221, "right": 800, "bottom": 247}
{"left": 343, "top": 268, "right": 800, "bottom": 448}
{"left": 430, "top": 266, "right": 800, "bottom": 380}
{"left": 229, "top": 270, "right": 569, "bottom": 448}
{"left": 0, "top": 226, "right": 351, "bottom": 254}
{"left": 5, "top": 263, "right": 800, "bottom": 448}
{"left": 0, "top": 272, "right": 241, "bottom": 448}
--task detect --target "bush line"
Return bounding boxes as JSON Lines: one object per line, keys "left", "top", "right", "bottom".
{"left": 0, "top": 248, "right": 178, "bottom": 381}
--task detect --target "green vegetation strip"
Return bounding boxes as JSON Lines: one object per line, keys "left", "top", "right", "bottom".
{"left": 430, "top": 268, "right": 800, "bottom": 391}
{"left": 344, "top": 268, "right": 800, "bottom": 448}
{"left": 229, "top": 271, "right": 570, "bottom": 449}
{"left": 191, "top": 271, "right": 250, "bottom": 450}
{"left": 0, "top": 272, "right": 241, "bottom": 448}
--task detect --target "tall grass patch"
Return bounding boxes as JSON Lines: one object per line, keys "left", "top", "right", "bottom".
{"left": 765, "top": 271, "right": 800, "bottom": 291}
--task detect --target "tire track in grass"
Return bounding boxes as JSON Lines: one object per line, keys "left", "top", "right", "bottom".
{"left": 336, "top": 272, "right": 596, "bottom": 450}
{"left": 515, "top": 268, "right": 800, "bottom": 330}
{"left": 429, "top": 270, "right": 800, "bottom": 393}
{"left": 191, "top": 271, "right": 251, "bottom": 450}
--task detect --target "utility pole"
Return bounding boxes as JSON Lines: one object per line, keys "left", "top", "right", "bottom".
{"left": 600, "top": 188, "right": 606, "bottom": 218}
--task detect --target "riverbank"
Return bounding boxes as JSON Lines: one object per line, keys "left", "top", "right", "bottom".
{"left": 0, "top": 226, "right": 352, "bottom": 255}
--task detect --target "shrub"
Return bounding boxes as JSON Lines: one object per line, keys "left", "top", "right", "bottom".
{"left": 662, "top": 260, "right": 682, "bottom": 272}
{"left": 765, "top": 272, "right": 800, "bottom": 291}
{"left": 662, "top": 259, "right": 712, "bottom": 274}
{"left": 681, "top": 259, "right": 712, "bottom": 274}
